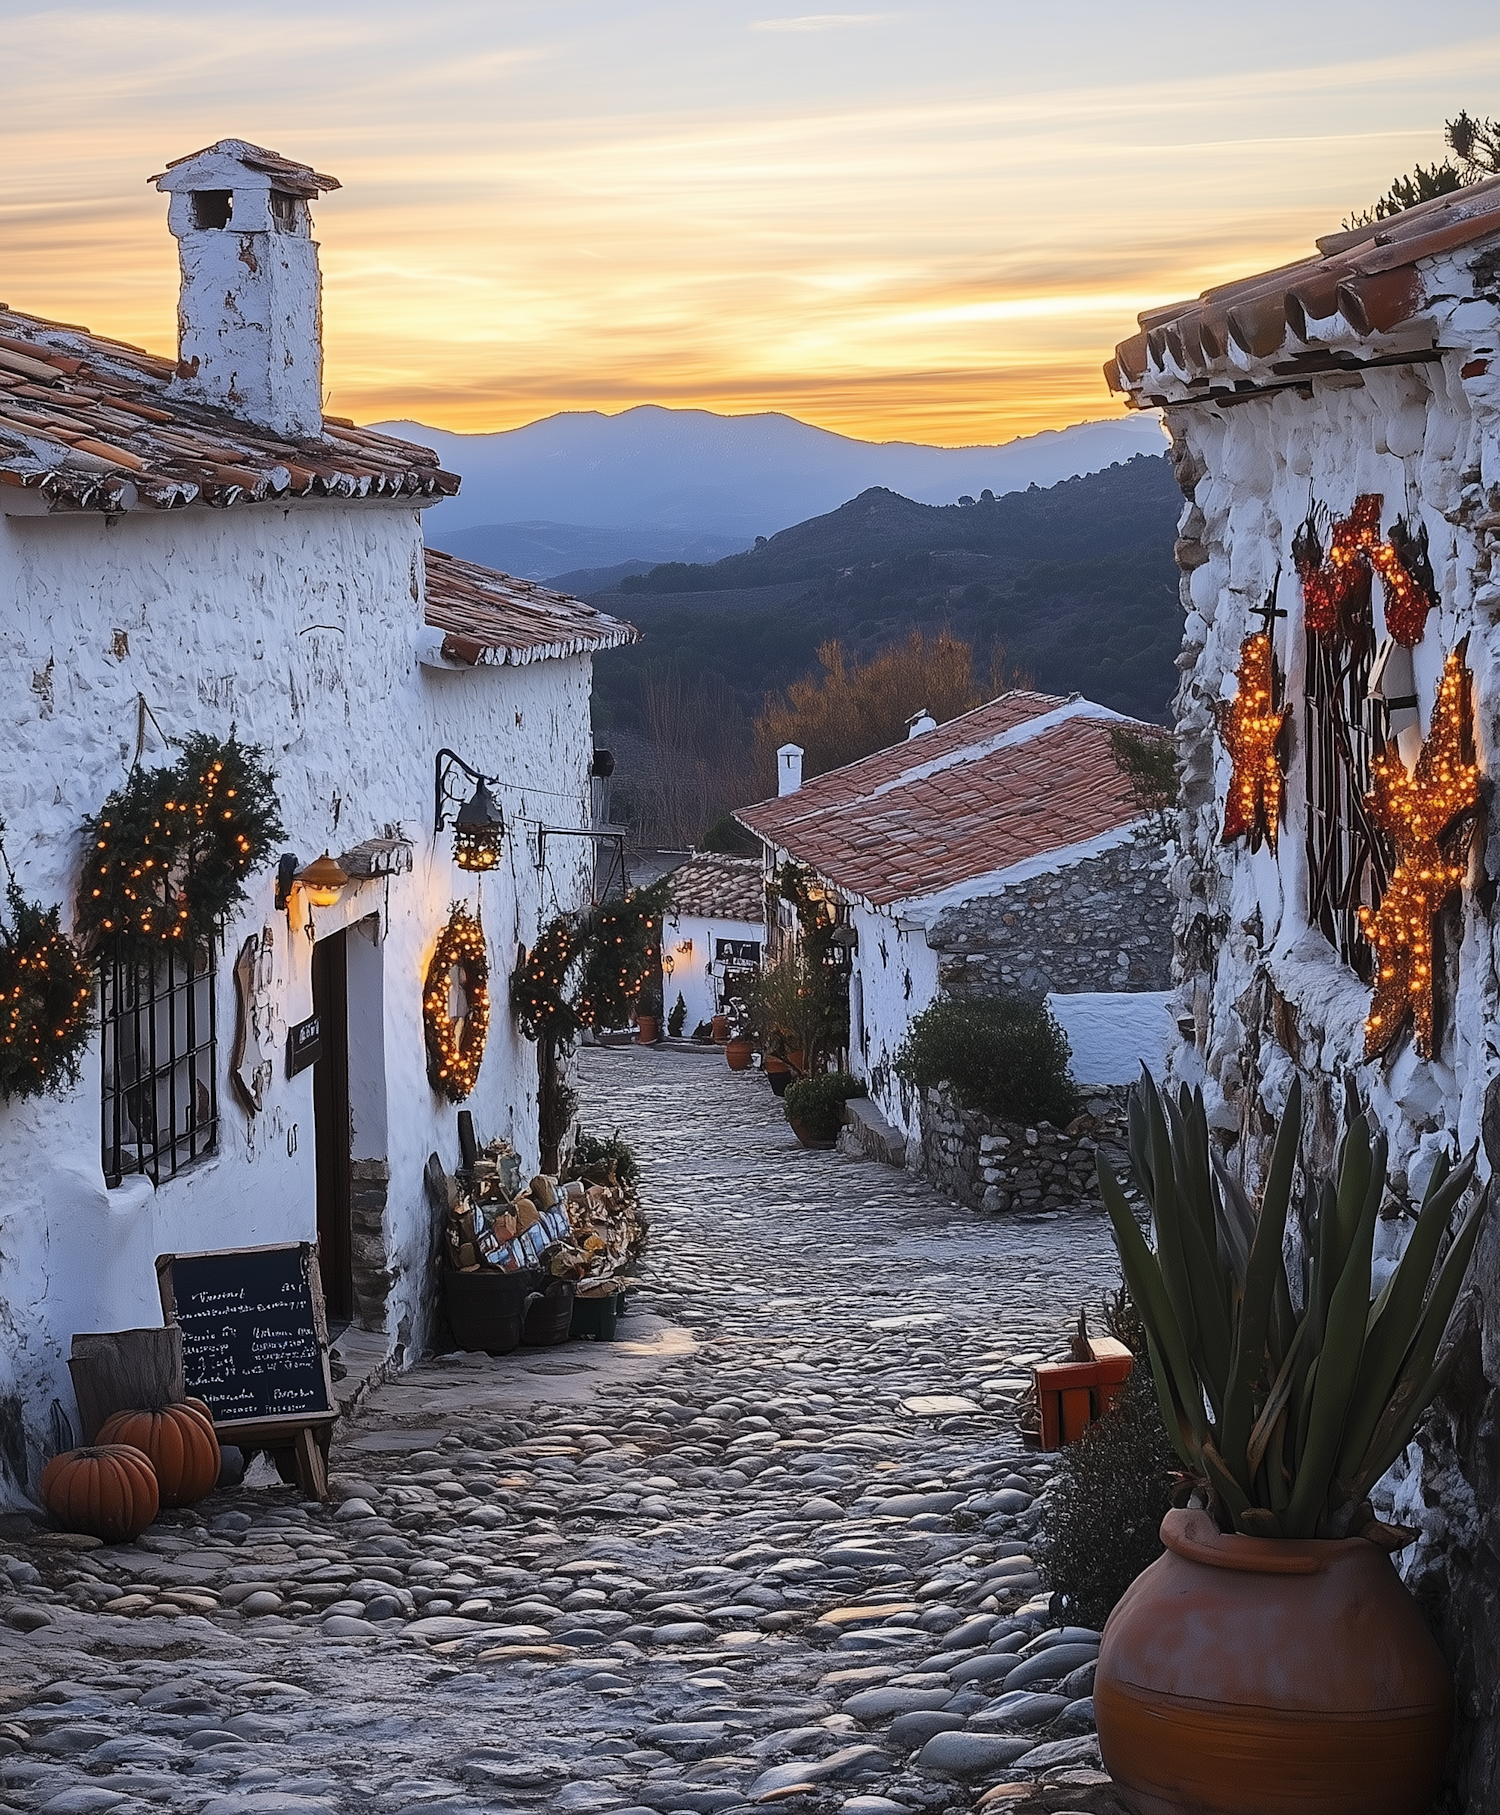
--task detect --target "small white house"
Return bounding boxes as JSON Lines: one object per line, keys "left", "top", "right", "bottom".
{"left": 737, "top": 694, "right": 1175, "bottom": 1141}
{"left": 0, "top": 139, "right": 633, "bottom": 1506}
{"left": 661, "top": 852, "right": 765, "bottom": 1032}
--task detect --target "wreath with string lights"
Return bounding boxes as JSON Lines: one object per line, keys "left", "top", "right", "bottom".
{"left": 0, "top": 826, "right": 94, "bottom": 1101}
{"left": 76, "top": 732, "right": 284, "bottom": 958}
{"left": 424, "top": 904, "right": 491, "bottom": 1102}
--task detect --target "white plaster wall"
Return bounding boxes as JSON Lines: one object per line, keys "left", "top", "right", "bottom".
{"left": 0, "top": 500, "right": 594, "bottom": 1506}
{"left": 662, "top": 911, "right": 763, "bottom": 1032}
{"left": 1167, "top": 264, "right": 1500, "bottom": 1187}
{"left": 1047, "top": 990, "right": 1174, "bottom": 1087}
{"left": 849, "top": 904, "right": 940, "bottom": 1140}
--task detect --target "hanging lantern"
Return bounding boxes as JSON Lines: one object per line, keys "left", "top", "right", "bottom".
{"left": 296, "top": 852, "right": 350, "bottom": 907}
{"left": 452, "top": 777, "right": 505, "bottom": 872}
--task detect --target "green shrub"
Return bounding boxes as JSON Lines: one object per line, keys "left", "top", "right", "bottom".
{"left": 894, "top": 994, "right": 1079, "bottom": 1125}
{"left": 667, "top": 992, "right": 687, "bottom": 1038}
{"left": 783, "top": 1071, "right": 866, "bottom": 1139}
{"left": 1038, "top": 1351, "right": 1177, "bottom": 1630}
{"left": 565, "top": 1128, "right": 639, "bottom": 1188}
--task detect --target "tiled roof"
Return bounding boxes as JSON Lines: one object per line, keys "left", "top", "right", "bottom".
{"left": 1109, "top": 175, "right": 1500, "bottom": 409}
{"left": 424, "top": 548, "right": 638, "bottom": 665}
{"left": 736, "top": 693, "right": 1155, "bottom": 909}
{"left": 151, "top": 140, "right": 340, "bottom": 197}
{"left": 0, "top": 306, "right": 459, "bottom": 515}
{"left": 665, "top": 853, "right": 765, "bottom": 923}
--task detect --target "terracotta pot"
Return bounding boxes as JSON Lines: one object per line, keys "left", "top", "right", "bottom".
{"left": 1096, "top": 1507, "right": 1451, "bottom": 1815}
{"left": 785, "top": 1048, "right": 806, "bottom": 1074}
{"left": 725, "top": 1036, "right": 753, "bottom": 1072}
{"left": 636, "top": 1016, "right": 657, "bottom": 1044}
{"left": 789, "top": 1116, "right": 837, "bottom": 1150}
{"left": 711, "top": 1014, "right": 730, "bottom": 1044}
{"left": 764, "top": 1055, "right": 791, "bottom": 1098}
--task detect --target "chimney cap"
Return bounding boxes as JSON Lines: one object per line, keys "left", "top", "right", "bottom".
{"left": 151, "top": 139, "right": 341, "bottom": 198}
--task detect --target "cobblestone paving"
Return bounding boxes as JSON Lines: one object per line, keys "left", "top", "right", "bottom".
{"left": 0, "top": 1048, "right": 1126, "bottom": 1815}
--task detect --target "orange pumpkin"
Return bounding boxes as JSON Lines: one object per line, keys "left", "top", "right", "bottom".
{"left": 97, "top": 1399, "right": 220, "bottom": 1507}
{"left": 41, "top": 1444, "right": 159, "bottom": 1543}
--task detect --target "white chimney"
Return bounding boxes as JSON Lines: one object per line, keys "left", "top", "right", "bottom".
{"left": 152, "top": 140, "right": 341, "bottom": 440}
{"left": 777, "top": 743, "right": 804, "bottom": 796}
{"left": 906, "top": 708, "right": 937, "bottom": 739}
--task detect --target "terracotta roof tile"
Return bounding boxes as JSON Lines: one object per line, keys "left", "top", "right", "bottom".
{"left": 736, "top": 693, "right": 1156, "bottom": 908}
{"left": 664, "top": 853, "right": 764, "bottom": 923}
{"left": 1109, "top": 174, "right": 1500, "bottom": 408}
{"left": 424, "top": 548, "right": 637, "bottom": 664}
{"left": 0, "top": 306, "right": 459, "bottom": 516}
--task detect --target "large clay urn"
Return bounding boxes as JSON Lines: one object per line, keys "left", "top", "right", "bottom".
{"left": 1096, "top": 1507, "right": 1451, "bottom": 1815}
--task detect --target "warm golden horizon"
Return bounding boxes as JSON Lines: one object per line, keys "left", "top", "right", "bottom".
{"left": 4, "top": 4, "right": 1500, "bottom": 444}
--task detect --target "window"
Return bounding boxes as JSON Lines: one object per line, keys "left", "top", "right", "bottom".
{"left": 101, "top": 944, "right": 218, "bottom": 1187}
{"left": 1304, "top": 631, "right": 1391, "bottom": 981}
{"left": 268, "top": 190, "right": 299, "bottom": 233}
{"left": 191, "top": 190, "right": 233, "bottom": 230}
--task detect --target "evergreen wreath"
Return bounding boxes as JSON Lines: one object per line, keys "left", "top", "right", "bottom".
{"left": 0, "top": 829, "right": 94, "bottom": 1101}
{"left": 424, "top": 904, "right": 491, "bottom": 1102}
{"left": 76, "top": 732, "right": 284, "bottom": 957}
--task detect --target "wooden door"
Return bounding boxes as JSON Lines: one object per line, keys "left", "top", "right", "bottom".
{"left": 311, "top": 929, "right": 353, "bottom": 1325}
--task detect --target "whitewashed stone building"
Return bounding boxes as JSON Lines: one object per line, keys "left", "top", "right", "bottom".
{"left": 1109, "top": 173, "right": 1500, "bottom": 1805}
{"left": 0, "top": 140, "right": 632, "bottom": 1506}
{"left": 736, "top": 694, "right": 1175, "bottom": 1145}
{"left": 661, "top": 852, "right": 764, "bottom": 1034}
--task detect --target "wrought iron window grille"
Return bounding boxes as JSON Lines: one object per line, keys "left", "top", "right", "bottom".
{"left": 1303, "top": 631, "right": 1392, "bottom": 982}
{"left": 101, "top": 939, "right": 218, "bottom": 1188}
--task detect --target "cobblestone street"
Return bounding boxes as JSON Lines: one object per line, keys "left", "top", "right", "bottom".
{"left": 1, "top": 1048, "right": 1123, "bottom": 1815}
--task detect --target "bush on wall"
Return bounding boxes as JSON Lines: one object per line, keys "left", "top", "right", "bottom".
{"left": 894, "top": 993, "right": 1079, "bottom": 1126}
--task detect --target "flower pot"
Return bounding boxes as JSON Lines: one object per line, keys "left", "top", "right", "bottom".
{"left": 764, "top": 1055, "right": 791, "bottom": 1097}
{"left": 725, "top": 1036, "right": 753, "bottom": 1072}
{"left": 785, "top": 1048, "right": 806, "bottom": 1074}
{"left": 711, "top": 1014, "right": 729, "bottom": 1044}
{"left": 636, "top": 1016, "right": 657, "bottom": 1044}
{"left": 789, "top": 1116, "right": 837, "bottom": 1150}
{"left": 1095, "top": 1507, "right": 1451, "bottom": 1815}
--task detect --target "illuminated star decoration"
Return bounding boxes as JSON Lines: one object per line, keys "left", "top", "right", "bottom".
{"left": 1359, "top": 644, "right": 1481, "bottom": 1060}
{"left": 1215, "top": 601, "right": 1288, "bottom": 851}
{"left": 1294, "top": 494, "right": 1438, "bottom": 648}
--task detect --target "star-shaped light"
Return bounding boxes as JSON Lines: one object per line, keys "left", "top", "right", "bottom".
{"left": 1360, "top": 646, "right": 1481, "bottom": 1060}
{"left": 1216, "top": 631, "right": 1288, "bottom": 851}
{"left": 1295, "top": 493, "right": 1436, "bottom": 648}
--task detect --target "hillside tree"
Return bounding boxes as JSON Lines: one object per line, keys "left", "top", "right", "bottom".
{"left": 1346, "top": 110, "right": 1500, "bottom": 228}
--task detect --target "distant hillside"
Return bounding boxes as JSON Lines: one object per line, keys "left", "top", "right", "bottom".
{"left": 593, "top": 455, "right": 1183, "bottom": 743}
{"left": 433, "top": 521, "right": 748, "bottom": 582}
{"left": 382, "top": 404, "right": 1165, "bottom": 541}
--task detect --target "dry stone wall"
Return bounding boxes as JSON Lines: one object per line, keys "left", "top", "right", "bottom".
{"left": 915, "top": 1083, "right": 1130, "bottom": 1213}
{"left": 929, "top": 838, "right": 1171, "bottom": 1000}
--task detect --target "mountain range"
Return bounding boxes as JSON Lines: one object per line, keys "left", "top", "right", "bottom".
{"left": 381, "top": 405, "right": 1166, "bottom": 578}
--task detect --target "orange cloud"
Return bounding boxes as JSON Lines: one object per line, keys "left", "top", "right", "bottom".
{"left": 3, "top": 7, "right": 1498, "bottom": 444}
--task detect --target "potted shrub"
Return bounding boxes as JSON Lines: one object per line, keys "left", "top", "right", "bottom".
{"left": 667, "top": 992, "right": 687, "bottom": 1038}
{"left": 784, "top": 1072, "right": 866, "bottom": 1149}
{"left": 724, "top": 1029, "right": 754, "bottom": 1071}
{"left": 1093, "top": 1073, "right": 1483, "bottom": 1815}
{"left": 745, "top": 948, "right": 839, "bottom": 1079}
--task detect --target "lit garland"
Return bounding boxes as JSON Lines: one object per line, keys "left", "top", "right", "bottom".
{"left": 423, "top": 905, "right": 491, "bottom": 1101}
{"left": 76, "top": 732, "right": 283, "bottom": 958}
{"left": 1215, "top": 631, "right": 1288, "bottom": 852}
{"left": 0, "top": 863, "right": 93, "bottom": 1101}
{"left": 1294, "top": 494, "right": 1437, "bottom": 648}
{"left": 1360, "top": 645, "right": 1480, "bottom": 1060}
{"left": 511, "top": 919, "right": 582, "bottom": 1043}
{"left": 575, "top": 879, "right": 670, "bottom": 1031}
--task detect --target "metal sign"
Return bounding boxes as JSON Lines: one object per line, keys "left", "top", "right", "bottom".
{"left": 286, "top": 1013, "right": 322, "bottom": 1077}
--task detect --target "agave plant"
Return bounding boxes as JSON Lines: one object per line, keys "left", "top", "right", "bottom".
{"left": 1098, "top": 1073, "right": 1485, "bottom": 1541}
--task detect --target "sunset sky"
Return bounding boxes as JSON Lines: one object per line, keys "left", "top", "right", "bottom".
{"left": 5, "top": 3, "right": 1500, "bottom": 445}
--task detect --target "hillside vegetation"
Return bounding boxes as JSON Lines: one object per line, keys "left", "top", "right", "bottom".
{"left": 589, "top": 454, "right": 1183, "bottom": 846}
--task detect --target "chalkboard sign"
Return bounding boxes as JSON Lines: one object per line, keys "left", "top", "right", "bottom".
{"left": 155, "top": 1242, "right": 334, "bottom": 1431}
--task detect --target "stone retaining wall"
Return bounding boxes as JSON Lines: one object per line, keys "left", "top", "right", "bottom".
{"left": 915, "top": 1084, "right": 1131, "bottom": 1213}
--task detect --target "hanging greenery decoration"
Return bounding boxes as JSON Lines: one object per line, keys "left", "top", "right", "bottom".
{"left": 575, "top": 879, "right": 670, "bottom": 1032}
{"left": 0, "top": 827, "right": 94, "bottom": 1100}
{"left": 76, "top": 732, "right": 284, "bottom": 957}
{"left": 1294, "top": 493, "right": 1438, "bottom": 649}
{"left": 511, "top": 920, "right": 583, "bottom": 1044}
{"left": 424, "top": 904, "right": 492, "bottom": 1102}
{"left": 1360, "top": 644, "right": 1480, "bottom": 1060}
